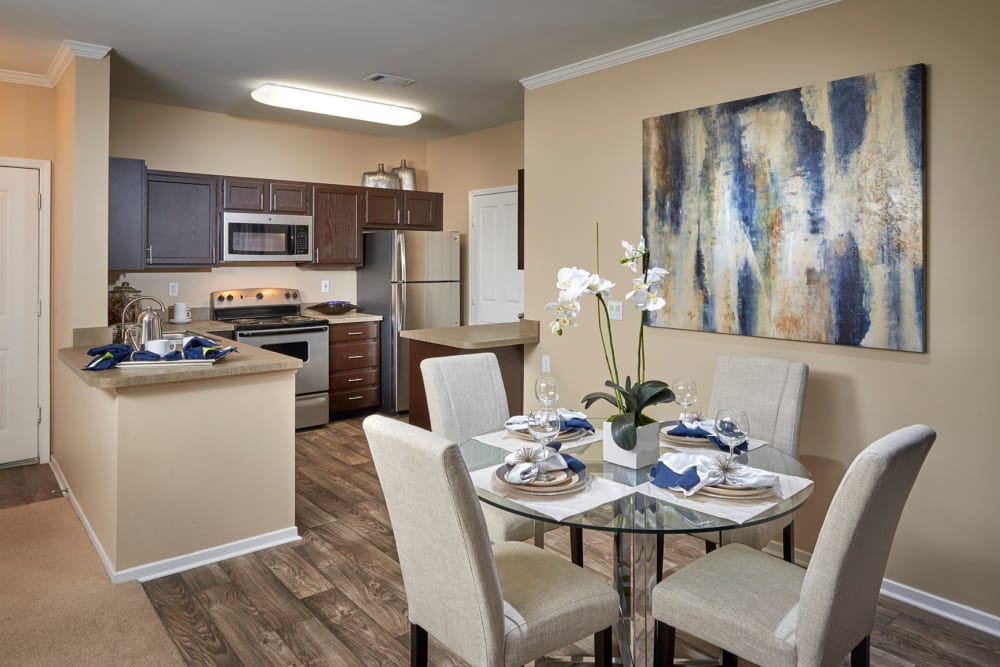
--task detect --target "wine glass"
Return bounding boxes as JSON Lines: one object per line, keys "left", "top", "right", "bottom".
{"left": 527, "top": 408, "right": 560, "bottom": 482}
{"left": 535, "top": 375, "right": 560, "bottom": 408}
{"left": 714, "top": 409, "right": 750, "bottom": 461}
{"left": 674, "top": 378, "right": 698, "bottom": 427}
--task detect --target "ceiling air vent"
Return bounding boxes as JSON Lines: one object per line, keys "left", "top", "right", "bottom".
{"left": 364, "top": 73, "right": 416, "bottom": 87}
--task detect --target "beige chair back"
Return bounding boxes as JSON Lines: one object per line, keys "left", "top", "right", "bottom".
{"left": 363, "top": 415, "right": 505, "bottom": 665}
{"left": 421, "top": 353, "right": 510, "bottom": 443}
{"left": 708, "top": 355, "right": 808, "bottom": 457}
{"left": 797, "top": 424, "right": 935, "bottom": 667}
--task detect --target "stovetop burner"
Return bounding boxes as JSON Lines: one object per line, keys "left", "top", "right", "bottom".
{"left": 210, "top": 287, "right": 329, "bottom": 331}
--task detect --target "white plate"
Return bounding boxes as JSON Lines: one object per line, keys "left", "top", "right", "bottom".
{"left": 699, "top": 484, "right": 774, "bottom": 499}
{"left": 506, "top": 427, "right": 588, "bottom": 442}
{"left": 118, "top": 359, "right": 216, "bottom": 368}
{"left": 169, "top": 318, "right": 192, "bottom": 324}
{"left": 493, "top": 465, "right": 590, "bottom": 496}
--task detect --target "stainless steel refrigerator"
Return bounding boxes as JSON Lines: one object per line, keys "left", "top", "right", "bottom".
{"left": 357, "top": 230, "right": 461, "bottom": 413}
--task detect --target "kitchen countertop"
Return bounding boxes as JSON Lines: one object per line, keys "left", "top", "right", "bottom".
{"left": 400, "top": 319, "right": 539, "bottom": 349}
{"left": 60, "top": 321, "right": 301, "bottom": 390}
{"left": 301, "top": 309, "right": 382, "bottom": 324}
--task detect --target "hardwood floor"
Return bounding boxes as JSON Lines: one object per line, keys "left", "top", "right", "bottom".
{"left": 3, "top": 421, "right": 997, "bottom": 665}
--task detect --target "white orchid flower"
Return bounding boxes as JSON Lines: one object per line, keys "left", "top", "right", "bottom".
{"left": 620, "top": 238, "right": 647, "bottom": 273}
{"left": 625, "top": 269, "right": 668, "bottom": 311}
{"left": 585, "top": 274, "right": 615, "bottom": 298}
{"left": 555, "top": 267, "right": 592, "bottom": 299}
{"left": 545, "top": 298, "right": 580, "bottom": 336}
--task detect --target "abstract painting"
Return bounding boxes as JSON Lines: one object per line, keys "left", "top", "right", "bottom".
{"left": 642, "top": 64, "right": 925, "bottom": 351}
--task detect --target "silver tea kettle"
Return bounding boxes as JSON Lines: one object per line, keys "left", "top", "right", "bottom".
{"left": 121, "top": 296, "right": 166, "bottom": 350}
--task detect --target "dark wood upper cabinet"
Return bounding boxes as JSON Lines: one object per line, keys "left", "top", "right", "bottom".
{"left": 312, "top": 184, "right": 363, "bottom": 266}
{"left": 362, "top": 188, "right": 442, "bottom": 230}
{"left": 222, "top": 177, "right": 311, "bottom": 215}
{"left": 146, "top": 170, "right": 218, "bottom": 266}
{"left": 108, "top": 157, "right": 148, "bottom": 271}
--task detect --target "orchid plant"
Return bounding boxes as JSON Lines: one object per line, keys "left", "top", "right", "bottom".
{"left": 545, "top": 226, "right": 675, "bottom": 450}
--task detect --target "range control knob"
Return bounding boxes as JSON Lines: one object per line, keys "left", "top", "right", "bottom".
{"left": 256, "top": 292, "right": 264, "bottom": 300}
{"left": 292, "top": 291, "right": 299, "bottom": 299}
{"left": 226, "top": 294, "right": 234, "bottom": 302}
{"left": 216, "top": 295, "right": 225, "bottom": 303}
{"left": 285, "top": 291, "right": 291, "bottom": 299}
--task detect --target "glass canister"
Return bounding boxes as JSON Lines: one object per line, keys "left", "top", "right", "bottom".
{"left": 391, "top": 159, "right": 416, "bottom": 190}
{"left": 108, "top": 281, "right": 141, "bottom": 326}
{"left": 361, "top": 163, "right": 402, "bottom": 189}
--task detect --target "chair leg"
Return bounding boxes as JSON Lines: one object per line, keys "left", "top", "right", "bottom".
{"left": 783, "top": 521, "right": 795, "bottom": 563}
{"left": 721, "top": 649, "right": 738, "bottom": 666}
{"left": 656, "top": 533, "right": 664, "bottom": 582}
{"left": 851, "top": 635, "right": 870, "bottom": 667}
{"left": 654, "top": 621, "right": 675, "bottom": 666}
{"left": 410, "top": 623, "right": 427, "bottom": 667}
{"left": 570, "top": 526, "right": 584, "bottom": 566}
{"left": 594, "top": 626, "right": 613, "bottom": 667}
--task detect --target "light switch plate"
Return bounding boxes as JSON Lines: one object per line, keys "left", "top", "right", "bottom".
{"left": 608, "top": 300, "right": 624, "bottom": 320}
{"left": 168, "top": 282, "right": 179, "bottom": 297}
{"left": 542, "top": 354, "right": 551, "bottom": 373}
{"left": 321, "top": 280, "right": 330, "bottom": 293}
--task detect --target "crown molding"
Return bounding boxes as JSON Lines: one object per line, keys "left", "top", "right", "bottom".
{"left": 0, "top": 39, "right": 111, "bottom": 87}
{"left": 520, "top": 0, "right": 842, "bottom": 90}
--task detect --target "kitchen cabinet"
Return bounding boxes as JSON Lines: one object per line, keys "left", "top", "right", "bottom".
{"left": 312, "top": 184, "right": 363, "bottom": 266}
{"left": 222, "top": 177, "right": 311, "bottom": 215}
{"left": 147, "top": 170, "right": 219, "bottom": 266}
{"left": 329, "top": 321, "right": 380, "bottom": 414}
{"left": 363, "top": 188, "right": 443, "bottom": 231}
{"left": 108, "top": 157, "right": 148, "bottom": 271}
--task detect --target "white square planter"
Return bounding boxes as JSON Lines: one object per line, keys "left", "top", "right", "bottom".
{"left": 602, "top": 421, "right": 661, "bottom": 469}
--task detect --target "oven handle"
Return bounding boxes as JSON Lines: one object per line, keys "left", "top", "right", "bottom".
{"left": 237, "top": 326, "right": 329, "bottom": 338}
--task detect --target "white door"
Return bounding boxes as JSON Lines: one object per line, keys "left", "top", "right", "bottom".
{"left": 0, "top": 166, "right": 40, "bottom": 466}
{"left": 469, "top": 187, "right": 523, "bottom": 324}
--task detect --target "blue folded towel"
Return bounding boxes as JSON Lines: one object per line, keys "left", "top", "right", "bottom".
{"left": 560, "top": 416, "right": 595, "bottom": 433}
{"left": 667, "top": 422, "right": 747, "bottom": 454}
{"left": 83, "top": 344, "right": 133, "bottom": 370}
{"left": 547, "top": 442, "right": 586, "bottom": 473}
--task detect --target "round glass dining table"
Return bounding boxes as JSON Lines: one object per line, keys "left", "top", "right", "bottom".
{"left": 460, "top": 433, "right": 813, "bottom": 667}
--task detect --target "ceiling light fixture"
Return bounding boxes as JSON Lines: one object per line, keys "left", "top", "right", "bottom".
{"left": 250, "top": 83, "right": 421, "bottom": 126}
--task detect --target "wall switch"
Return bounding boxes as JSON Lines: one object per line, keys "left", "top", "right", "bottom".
{"left": 321, "top": 280, "right": 330, "bottom": 293}
{"left": 168, "top": 282, "right": 179, "bottom": 297}
{"left": 541, "top": 354, "right": 551, "bottom": 373}
{"left": 608, "top": 300, "right": 624, "bottom": 320}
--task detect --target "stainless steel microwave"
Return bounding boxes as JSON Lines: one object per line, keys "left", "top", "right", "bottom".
{"left": 222, "top": 212, "right": 313, "bottom": 262}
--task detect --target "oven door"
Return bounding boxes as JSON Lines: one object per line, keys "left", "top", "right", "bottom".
{"left": 235, "top": 325, "right": 329, "bottom": 395}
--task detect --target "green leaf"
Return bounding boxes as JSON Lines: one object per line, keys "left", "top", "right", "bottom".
{"left": 610, "top": 413, "right": 637, "bottom": 450}
{"left": 581, "top": 391, "right": 619, "bottom": 410}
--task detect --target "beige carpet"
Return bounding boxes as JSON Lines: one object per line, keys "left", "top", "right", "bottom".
{"left": 0, "top": 497, "right": 184, "bottom": 666}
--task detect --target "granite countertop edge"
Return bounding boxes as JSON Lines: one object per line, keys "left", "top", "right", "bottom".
{"left": 399, "top": 320, "right": 540, "bottom": 349}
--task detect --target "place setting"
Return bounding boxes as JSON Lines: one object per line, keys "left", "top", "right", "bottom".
{"left": 658, "top": 379, "right": 769, "bottom": 452}
{"left": 639, "top": 409, "right": 813, "bottom": 525}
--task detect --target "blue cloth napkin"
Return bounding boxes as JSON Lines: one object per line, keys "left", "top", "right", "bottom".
{"left": 132, "top": 349, "right": 183, "bottom": 361}
{"left": 82, "top": 343, "right": 133, "bottom": 370}
{"left": 548, "top": 442, "right": 586, "bottom": 473}
{"left": 560, "top": 417, "right": 594, "bottom": 433}
{"left": 649, "top": 460, "right": 702, "bottom": 491}
{"left": 183, "top": 336, "right": 237, "bottom": 360}
{"left": 667, "top": 422, "right": 747, "bottom": 454}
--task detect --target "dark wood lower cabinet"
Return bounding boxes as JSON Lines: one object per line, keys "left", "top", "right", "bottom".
{"left": 329, "top": 322, "right": 380, "bottom": 416}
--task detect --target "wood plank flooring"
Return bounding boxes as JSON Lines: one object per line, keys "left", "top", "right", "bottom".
{"left": 3, "top": 420, "right": 998, "bottom": 665}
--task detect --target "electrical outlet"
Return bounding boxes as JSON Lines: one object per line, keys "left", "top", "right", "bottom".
{"left": 608, "top": 300, "right": 624, "bottom": 320}
{"left": 541, "top": 354, "right": 551, "bottom": 373}
{"left": 321, "top": 280, "right": 330, "bottom": 293}
{"left": 168, "top": 282, "right": 179, "bottom": 297}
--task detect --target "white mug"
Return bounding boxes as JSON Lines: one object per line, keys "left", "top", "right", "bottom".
{"left": 172, "top": 302, "right": 192, "bottom": 322}
{"left": 145, "top": 338, "right": 180, "bottom": 356}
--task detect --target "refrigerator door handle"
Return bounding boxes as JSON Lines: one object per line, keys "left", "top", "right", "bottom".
{"left": 397, "top": 233, "right": 407, "bottom": 283}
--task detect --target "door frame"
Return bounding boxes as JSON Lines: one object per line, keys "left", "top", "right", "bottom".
{"left": 1, "top": 157, "right": 51, "bottom": 464}
{"left": 468, "top": 184, "right": 519, "bottom": 324}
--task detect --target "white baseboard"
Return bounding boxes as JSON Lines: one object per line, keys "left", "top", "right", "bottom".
{"left": 763, "top": 539, "right": 999, "bottom": 639}
{"left": 48, "top": 456, "right": 300, "bottom": 584}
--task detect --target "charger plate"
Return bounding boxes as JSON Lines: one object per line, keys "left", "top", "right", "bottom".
{"left": 492, "top": 465, "right": 590, "bottom": 496}
{"left": 506, "top": 427, "right": 587, "bottom": 442}
{"left": 699, "top": 484, "right": 774, "bottom": 499}
{"left": 659, "top": 420, "right": 713, "bottom": 446}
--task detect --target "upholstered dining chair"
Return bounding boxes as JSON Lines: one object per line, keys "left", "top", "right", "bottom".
{"left": 702, "top": 355, "right": 809, "bottom": 561}
{"left": 421, "top": 353, "right": 565, "bottom": 551}
{"left": 363, "top": 415, "right": 618, "bottom": 667}
{"left": 651, "top": 424, "right": 935, "bottom": 667}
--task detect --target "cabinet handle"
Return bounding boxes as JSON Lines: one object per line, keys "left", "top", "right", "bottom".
{"left": 395, "top": 209, "right": 400, "bottom": 224}
{"left": 347, "top": 395, "right": 364, "bottom": 401}
{"left": 147, "top": 245, "right": 153, "bottom": 263}
{"left": 347, "top": 377, "right": 364, "bottom": 382}
{"left": 407, "top": 210, "right": 411, "bottom": 225}
{"left": 259, "top": 193, "right": 263, "bottom": 209}
{"left": 211, "top": 242, "right": 215, "bottom": 264}
{"left": 346, "top": 331, "right": 364, "bottom": 336}
{"left": 314, "top": 248, "right": 319, "bottom": 262}
{"left": 272, "top": 193, "right": 277, "bottom": 209}
{"left": 347, "top": 354, "right": 364, "bottom": 360}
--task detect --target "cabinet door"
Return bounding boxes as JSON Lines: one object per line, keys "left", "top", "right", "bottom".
{"left": 363, "top": 188, "right": 402, "bottom": 228}
{"left": 269, "top": 182, "right": 311, "bottom": 214}
{"left": 313, "top": 185, "right": 363, "bottom": 266}
{"left": 108, "top": 157, "right": 148, "bottom": 270}
{"left": 222, "top": 178, "right": 265, "bottom": 211}
{"left": 147, "top": 171, "right": 218, "bottom": 266}
{"left": 404, "top": 191, "right": 443, "bottom": 230}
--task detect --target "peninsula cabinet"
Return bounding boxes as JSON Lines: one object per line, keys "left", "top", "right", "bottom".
{"left": 146, "top": 170, "right": 219, "bottom": 266}
{"left": 329, "top": 321, "right": 380, "bottom": 415}
{"left": 222, "top": 177, "right": 311, "bottom": 215}
{"left": 311, "top": 184, "right": 364, "bottom": 266}
{"left": 363, "top": 188, "right": 443, "bottom": 230}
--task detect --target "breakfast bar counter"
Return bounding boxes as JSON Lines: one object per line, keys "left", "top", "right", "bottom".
{"left": 54, "top": 324, "right": 301, "bottom": 583}
{"left": 401, "top": 320, "right": 540, "bottom": 429}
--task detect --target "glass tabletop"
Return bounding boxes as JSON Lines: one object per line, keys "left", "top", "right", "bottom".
{"left": 460, "top": 435, "right": 813, "bottom": 535}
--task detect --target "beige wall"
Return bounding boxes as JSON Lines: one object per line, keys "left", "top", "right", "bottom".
{"left": 525, "top": 0, "right": 1000, "bottom": 615}
{"left": 0, "top": 81, "right": 55, "bottom": 159}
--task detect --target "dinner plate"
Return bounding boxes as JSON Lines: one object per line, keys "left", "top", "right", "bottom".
{"left": 506, "top": 468, "right": 571, "bottom": 487}
{"left": 659, "top": 420, "right": 714, "bottom": 445}
{"left": 699, "top": 484, "right": 774, "bottom": 499}
{"left": 492, "top": 465, "right": 590, "bottom": 496}
{"left": 506, "top": 427, "right": 588, "bottom": 443}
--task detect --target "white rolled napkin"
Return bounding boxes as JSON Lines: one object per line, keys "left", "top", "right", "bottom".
{"left": 650, "top": 451, "right": 779, "bottom": 497}
{"left": 504, "top": 408, "right": 589, "bottom": 432}
{"left": 503, "top": 446, "right": 570, "bottom": 484}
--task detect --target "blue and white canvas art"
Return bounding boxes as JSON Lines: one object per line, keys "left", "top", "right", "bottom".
{"left": 642, "top": 64, "right": 925, "bottom": 351}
